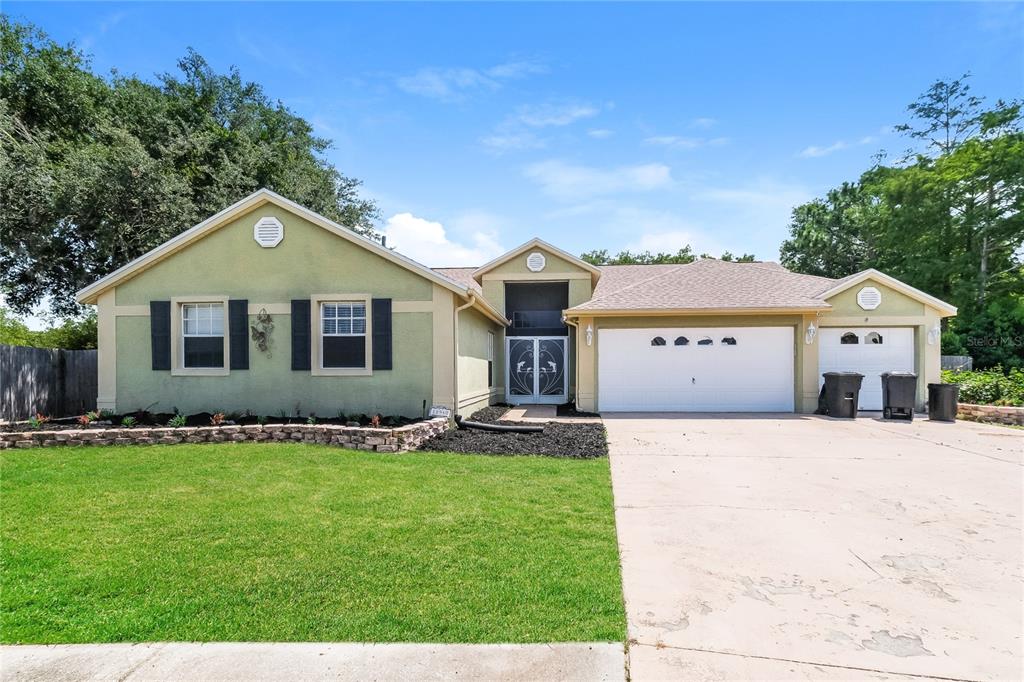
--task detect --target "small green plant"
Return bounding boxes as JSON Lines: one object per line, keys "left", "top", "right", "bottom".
{"left": 256, "top": 415, "right": 267, "bottom": 425}
{"left": 97, "top": 409, "right": 114, "bottom": 420}
{"left": 167, "top": 414, "right": 187, "bottom": 428}
{"left": 121, "top": 415, "right": 138, "bottom": 428}
{"left": 942, "top": 366, "right": 1024, "bottom": 406}
{"left": 78, "top": 411, "right": 98, "bottom": 426}
{"left": 306, "top": 415, "right": 317, "bottom": 425}
{"left": 27, "top": 413, "right": 50, "bottom": 430}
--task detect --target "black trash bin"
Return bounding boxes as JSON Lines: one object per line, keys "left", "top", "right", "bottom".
{"left": 928, "top": 383, "right": 960, "bottom": 422}
{"left": 822, "top": 372, "right": 864, "bottom": 418}
{"left": 881, "top": 371, "right": 917, "bottom": 421}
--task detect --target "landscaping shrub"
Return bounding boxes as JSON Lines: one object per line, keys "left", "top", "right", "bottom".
{"left": 942, "top": 367, "right": 1024, "bottom": 407}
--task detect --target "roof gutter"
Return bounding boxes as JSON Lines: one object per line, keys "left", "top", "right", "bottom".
{"left": 564, "top": 305, "right": 832, "bottom": 318}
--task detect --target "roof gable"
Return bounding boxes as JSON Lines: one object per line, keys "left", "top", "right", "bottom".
{"left": 472, "top": 238, "right": 601, "bottom": 283}
{"left": 817, "top": 269, "right": 957, "bottom": 316}
{"left": 76, "top": 189, "right": 469, "bottom": 304}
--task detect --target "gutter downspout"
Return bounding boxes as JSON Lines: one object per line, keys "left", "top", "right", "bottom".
{"left": 453, "top": 293, "right": 477, "bottom": 415}
{"left": 563, "top": 314, "right": 580, "bottom": 407}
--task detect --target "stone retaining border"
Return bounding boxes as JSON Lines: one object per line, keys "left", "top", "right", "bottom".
{"left": 0, "top": 418, "right": 450, "bottom": 453}
{"left": 958, "top": 403, "right": 1024, "bottom": 427}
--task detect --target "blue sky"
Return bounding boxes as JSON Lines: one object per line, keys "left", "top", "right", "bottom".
{"left": 7, "top": 1, "right": 1023, "bottom": 270}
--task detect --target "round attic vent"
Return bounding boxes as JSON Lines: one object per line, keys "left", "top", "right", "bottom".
{"left": 253, "top": 216, "right": 284, "bottom": 248}
{"left": 526, "top": 251, "right": 546, "bottom": 272}
{"left": 857, "top": 286, "right": 882, "bottom": 310}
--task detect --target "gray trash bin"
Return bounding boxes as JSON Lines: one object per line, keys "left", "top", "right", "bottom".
{"left": 928, "top": 383, "right": 959, "bottom": 422}
{"left": 881, "top": 371, "right": 917, "bottom": 421}
{"left": 822, "top": 372, "right": 864, "bottom": 418}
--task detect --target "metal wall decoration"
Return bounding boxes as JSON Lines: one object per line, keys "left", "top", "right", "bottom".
{"left": 250, "top": 308, "right": 275, "bottom": 357}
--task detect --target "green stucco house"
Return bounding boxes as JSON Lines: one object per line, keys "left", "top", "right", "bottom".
{"left": 77, "top": 189, "right": 957, "bottom": 418}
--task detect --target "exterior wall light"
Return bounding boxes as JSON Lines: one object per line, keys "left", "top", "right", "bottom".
{"left": 586, "top": 324, "right": 594, "bottom": 346}
{"left": 805, "top": 322, "right": 817, "bottom": 345}
{"left": 927, "top": 323, "right": 941, "bottom": 346}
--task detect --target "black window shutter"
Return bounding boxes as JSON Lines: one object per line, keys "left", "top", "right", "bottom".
{"left": 291, "top": 299, "right": 311, "bottom": 370}
{"left": 372, "top": 298, "right": 392, "bottom": 370}
{"left": 229, "top": 299, "right": 249, "bottom": 370}
{"left": 150, "top": 301, "right": 171, "bottom": 370}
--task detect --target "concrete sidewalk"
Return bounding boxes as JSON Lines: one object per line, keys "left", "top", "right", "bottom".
{"left": 1, "top": 642, "right": 625, "bottom": 682}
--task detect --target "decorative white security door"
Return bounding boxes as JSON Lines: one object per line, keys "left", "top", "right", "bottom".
{"left": 506, "top": 336, "right": 568, "bottom": 405}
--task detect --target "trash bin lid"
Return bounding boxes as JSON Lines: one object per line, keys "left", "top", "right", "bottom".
{"left": 881, "top": 371, "right": 917, "bottom": 377}
{"left": 823, "top": 371, "right": 865, "bottom": 377}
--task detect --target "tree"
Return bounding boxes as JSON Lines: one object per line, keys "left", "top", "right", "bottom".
{"left": 780, "top": 75, "right": 1023, "bottom": 368}
{"left": 0, "top": 306, "right": 95, "bottom": 349}
{"left": 581, "top": 246, "right": 756, "bottom": 265}
{"left": 0, "top": 19, "right": 378, "bottom": 317}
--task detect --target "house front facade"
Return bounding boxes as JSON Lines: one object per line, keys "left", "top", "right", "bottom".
{"left": 77, "top": 189, "right": 957, "bottom": 418}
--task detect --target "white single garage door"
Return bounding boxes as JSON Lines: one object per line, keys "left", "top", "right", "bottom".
{"left": 598, "top": 327, "right": 795, "bottom": 412}
{"left": 818, "top": 328, "right": 915, "bottom": 410}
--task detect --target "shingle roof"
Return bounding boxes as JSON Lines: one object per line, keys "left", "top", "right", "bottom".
{"left": 433, "top": 267, "right": 483, "bottom": 294}
{"left": 568, "top": 259, "right": 837, "bottom": 312}
{"left": 435, "top": 259, "right": 838, "bottom": 313}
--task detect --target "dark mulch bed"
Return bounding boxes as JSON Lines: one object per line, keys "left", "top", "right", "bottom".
{"left": 420, "top": 405, "right": 607, "bottom": 459}
{"left": 468, "top": 404, "right": 512, "bottom": 423}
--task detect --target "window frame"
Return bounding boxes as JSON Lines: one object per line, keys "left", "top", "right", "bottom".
{"left": 487, "top": 331, "right": 495, "bottom": 388}
{"left": 170, "top": 296, "right": 230, "bottom": 376}
{"left": 310, "top": 294, "right": 373, "bottom": 376}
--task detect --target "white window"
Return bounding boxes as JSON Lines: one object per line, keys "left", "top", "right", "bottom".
{"left": 321, "top": 301, "right": 367, "bottom": 368}
{"left": 181, "top": 302, "right": 225, "bottom": 368}
{"left": 487, "top": 331, "right": 495, "bottom": 388}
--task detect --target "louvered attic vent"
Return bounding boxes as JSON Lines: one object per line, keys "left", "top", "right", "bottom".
{"left": 253, "top": 217, "right": 284, "bottom": 247}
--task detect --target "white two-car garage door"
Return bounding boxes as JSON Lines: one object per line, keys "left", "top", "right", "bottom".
{"left": 818, "top": 327, "right": 915, "bottom": 410}
{"left": 598, "top": 327, "right": 794, "bottom": 412}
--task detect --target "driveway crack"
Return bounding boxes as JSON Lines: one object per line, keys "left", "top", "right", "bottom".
{"left": 633, "top": 642, "right": 982, "bottom": 682}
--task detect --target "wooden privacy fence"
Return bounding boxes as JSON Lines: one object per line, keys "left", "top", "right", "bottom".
{"left": 941, "top": 355, "right": 973, "bottom": 372}
{"left": 0, "top": 345, "right": 97, "bottom": 422}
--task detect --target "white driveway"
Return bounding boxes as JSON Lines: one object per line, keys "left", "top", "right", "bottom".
{"left": 605, "top": 414, "right": 1023, "bottom": 681}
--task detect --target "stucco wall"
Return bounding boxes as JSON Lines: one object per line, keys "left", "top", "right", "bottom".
{"left": 819, "top": 278, "right": 945, "bottom": 410}
{"left": 104, "top": 203, "right": 442, "bottom": 418}
{"left": 476, "top": 245, "right": 594, "bottom": 403}
{"left": 457, "top": 307, "right": 501, "bottom": 416}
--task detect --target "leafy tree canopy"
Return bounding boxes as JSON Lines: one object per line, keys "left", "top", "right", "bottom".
{"left": 581, "top": 247, "right": 756, "bottom": 265}
{"left": 780, "top": 75, "right": 1023, "bottom": 368}
{"left": 0, "top": 306, "right": 97, "bottom": 349}
{"left": 0, "top": 18, "right": 378, "bottom": 317}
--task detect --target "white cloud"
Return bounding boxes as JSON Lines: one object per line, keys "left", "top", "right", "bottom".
{"left": 480, "top": 131, "right": 544, "bottom": 152}
{"left": 524, "top": 160, "right": 674, "bottom": 201}
{"left": 382, "top": 213, "right": 504, "bottom": 267}
{"left": 484, "top": 60, "right": 548, "bottom": 79}
{"left": 480, "top": 100, "right": 601, "bottom": 153}
{"left": 515, "top": 102, "right": 599, "bottom": 127}
{"left": 798, "top": 140, "right": 849, "bottom": 158}
{"left": 690, "top": 117, "right": 718, "bottom": 129}
{"left": 587, "top": 128, "right": 613, "bottom": 139}
{"left": 644, "top": 135, "right": 730, "bottom": 149}
{"left": 396, "top": 60, "right": 545, "bottom": 101}
{"left": 799, "top": 127, "right": 892, "bottom": 158}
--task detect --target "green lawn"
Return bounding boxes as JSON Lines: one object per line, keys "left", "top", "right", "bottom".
{"left": 1, "top": 444, "right": 624, "bottom": 644}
